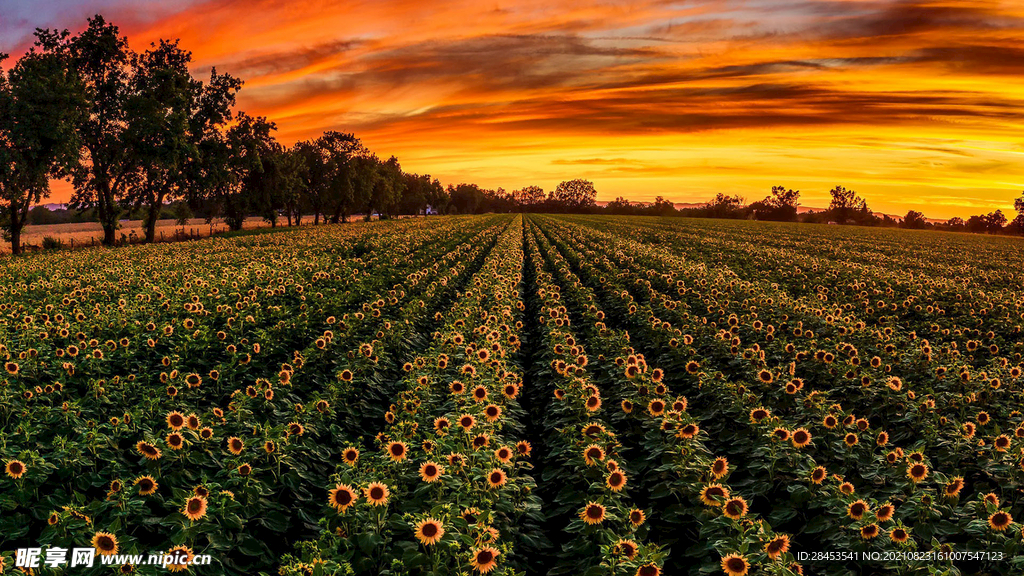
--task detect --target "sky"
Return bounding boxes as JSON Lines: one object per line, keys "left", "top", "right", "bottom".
{"left": 3, "top": 0, "right": 1024, "bottom": 219}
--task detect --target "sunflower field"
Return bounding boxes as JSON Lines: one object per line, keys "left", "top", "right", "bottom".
{"left": 2, "top": 214, "right": 1024, "bottom": 576}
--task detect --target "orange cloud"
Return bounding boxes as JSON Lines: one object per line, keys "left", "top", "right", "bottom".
{"left": 8, "top": 0, "right": 1024, "bottom": 218}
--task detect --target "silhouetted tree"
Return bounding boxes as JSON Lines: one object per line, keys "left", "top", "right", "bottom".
{"left": 552, "top": 179, "right": 597, "bottom": 209}
{"left": 827, "top": 185, "right": 870, "bottom": 224}
{"left": 220, "top": 113, "right": 276, "bottom": 230}
{"left": 751, "top": 185, "right": 800, "bottom": 221}
{"left": 512, "top": 185, "right": 545, "bottom": 210}
{"left": 55, "top": 16, "right": 140, "bottom": 245}
{"left": 966, "top": 210, "right": 1006, "bottom": 233}
{"left": 705, "top": 193, "right": 744, "bottom": 219}
{"left": 0, "top": 33, "right": 85, "bottom": 254}
{"left": 449, "top": 183, "right": 484, "bottom": 214}
{"left": 901, "top": 210, "right": 927, "bottom": 229}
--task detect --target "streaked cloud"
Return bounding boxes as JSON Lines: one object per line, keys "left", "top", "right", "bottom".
{"left": 4, "top": 0, "right": 1024, "bottom": 218}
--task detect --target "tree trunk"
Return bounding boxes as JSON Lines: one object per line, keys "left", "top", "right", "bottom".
{"left": 144, "top": 191, "right": 164, "bottom": 243}
{"left": 314, "top": 211, "right": 320, "bottom": 225}
{"left": 9, "top": 220, "right": 21, "bottom": 256}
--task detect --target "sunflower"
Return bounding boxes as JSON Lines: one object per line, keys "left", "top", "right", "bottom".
{"left": 861, "top": 524, "right": 880, "bottom": 539}
{"left": 989, "top": 511, "right": 1013, "bottom": 531}
{"left": 92, "top": 532, "right": 119, "bottom": 556}
{"left": 907, "top": 463, "right": 928, "bottom": 483}
{"left": 607, "top": 471, "right": 627, "bottom": 492}
{"left": 48, "top": 512, "right": 60, "bottom": 525}
{"left": 586, "top": 395, "right": 602, "bottom": 411}
{"left": 200, "top": 427, "right": 214, "bottom": 440}
{"left": 515, "top": 440, "right": 532, "bottom": 456}
{"left": 4, "top": 361, "right": 18, "bottom": 375}
{"left": 470, "top": 546, "right": 500, "bottom": 573}
{"left": 472, "top": 386, "right": 488, "bottom": 402}
{"left": 847, "top": 500, "right": 869, "bottom": 520}
{"left": 889, "top": 527, "right": 910, "bottom": 543}
{"left": 183, "top": 495, "right": 208, "bottom": 521}
{"left": 984, "top": 493, "right": 1000, "bottom": 507}
{"left": 165, "top": 545, "right": 194, "bottom": 572}
{"left": 749, "top": 407, "right": 770, "bottom": 423}
{"left": 995, "top": 435, "right": 1011, "bottom": 452}
{"left": 583, "top": 444, "right": 606, "bottom": 466}
{"left": 223, "top": 437, "right": 244, "bottom": 456}
{"left": 263, "top": 440, "right": 276, "bottom": 454}
{"left": 420, "top": 461, "right": 444, "bottom": 483}
{"left": 823, "top": 415, "right": 838, "bottom": 429}
{"left": 722, "top": 497, "right": 748, "bottom": 519}
{"left": 791, "top": 428, "right": 811, "bottom": 448}
{"left": 607, "top": 538, "right": 637, "bottom": 560}
{"left": 434, "top": 417, "right": 451, "bottom": 434}
{"left": 495, "top": 446, "right": 513, "bottom": 463}
{"left": 365, "top": 482, "right": 390, "bottom": 506}
{"left": 580, "top": 502, "right": 606, "bottom": 525}
{"left": 343, "top": 447, "right": 360, "bottom": 465}
{"left": 839, "top": 482, "right": 855, "bottom": 495}
{"left": 166, "top": 411, "right": 185, "bottom": 430}
{"left": 462, "top": 507, "right": 481, "bottom": 524}
{"left": 699, "top": 484, "right": 730, "bottom": 506}
{"left": 134, "top": 475, "right": 158, "bottom": 496}
{"left": 4, "top": 460, "right": 26, "bottom": 479}
{"left": 773, "top": 428, "right": 790, "bottom": 441}
{"left": 944, "top": 477, "right": 964, "bottom": 498}
{"left": 386, "top": 441, "right": 409, "bottom": 462}
{"left": 648, "top": 399, "right": 666, "bottom": 416}
{"left": 720, "top": 553, "right": 749, "bottom": 576}
{"left": 472, "top": 433, "right": 490, "bottom": 450}
{"left": 415, "top": 518, "right": 445, "bottom": 546}
{"left": 711, "top": 457, "right": 729, "bottom": 479}
{"left": 677, "top": 422, "right": 700, "bottom": 439}
{"left": 459, "top": 414, "right": 476, "bottom": 431}
{"left": 167, "top": 433, "right": 184, "bottom": 450}
{"left": 135, "top": 441, "right": 162, "bottom": 460}
{"left": 875, "top": 503, "right": 894, "bottom": 522}
{"left": 328, "top": 484, "right": 358, "bottom": 513}
{"left": 483, "top": 404, "right": 502, "bottom": 422}
{"left": 486, "top": 468, "right": 507, "bottom": 489}
{"left": 764, "top": 535, "right": 790, "bottom": 560}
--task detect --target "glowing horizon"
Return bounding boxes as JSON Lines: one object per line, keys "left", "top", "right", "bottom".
{"left": 4, "top": 0, "right": 1024, "bottom": 219}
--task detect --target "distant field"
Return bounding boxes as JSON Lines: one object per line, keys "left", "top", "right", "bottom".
{"left": 3, "top": 217, "right": 272, "bottom": 252}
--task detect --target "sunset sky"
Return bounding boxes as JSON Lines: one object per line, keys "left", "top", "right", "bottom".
{"left": 3, "top": 0, "right": 1024, "bottom": 218}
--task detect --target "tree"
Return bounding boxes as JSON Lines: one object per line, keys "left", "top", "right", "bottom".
{"left": 552, "top": 179, "right": 597, "bottom": 209}
{"left": 371, "top": 155, "right": 405, "bottom": 219}
{"left": 751, "top": 185, "right": 799, "bottom": 221}
{"left": 651, "top": 196, "right": 676, "bottom": 216}
{"left": 1010, "top": 193, "right": 1024, "bottom": 234}
{"left": 449, "top": 183, "right": 484, "bottom": 214}
{"left": 827, "top": 185, "right": 870, "bottom": 225}
{"left": 51, "top": 16, "right": 139, "bottom": 246}
{"left": 220, "top": 113, "right": 277, "bottom": 230}
{"left": 966, "top": 210, "right": 1006, "bottom": 234}
{"left": 124, "top": 39, "right": 199, "bottom": 243}
{"left": 512, "top": 185, "right": 545, "bottom": 209}
{"left": 314, "top": 132, "right": 370, "bottom": 223}
{"left": 606, "top": 196, "right": 634, "bottom": 214}
{"left": 901, "top": 210, "right": 927, "bottom": 229}
{"left": 946, "top": 216, "right": 965, "bottom": 229}
{"left": 705, "top": 193, "right": 744, "bottom": 219}
{"left": 0, "top": 35, "right": 86, "bottom": 254}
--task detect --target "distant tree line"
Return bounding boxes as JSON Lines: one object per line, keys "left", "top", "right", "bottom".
{"left": 597, "top": 185, "right": 1024, "bottom": 236}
